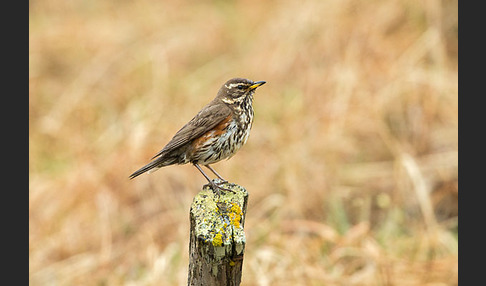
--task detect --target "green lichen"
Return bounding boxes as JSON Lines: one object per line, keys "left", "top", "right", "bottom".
{"left": 191, "top": 181, "right": 248, "bottom": 255}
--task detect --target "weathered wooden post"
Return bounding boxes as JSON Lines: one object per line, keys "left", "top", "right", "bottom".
{"left": 187, "top": 179, "right": 248, "bottom": 286}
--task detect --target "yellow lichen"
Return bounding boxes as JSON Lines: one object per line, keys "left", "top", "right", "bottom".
{"left": 213, "top": 233, "right": 223, "bottom": 247}
{"left": 229, "top": 203, "right": 242, "bottom": 228}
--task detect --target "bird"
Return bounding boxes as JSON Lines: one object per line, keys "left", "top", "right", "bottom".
{"left": 129, "top": 77, "right": 266, "bottom": 192}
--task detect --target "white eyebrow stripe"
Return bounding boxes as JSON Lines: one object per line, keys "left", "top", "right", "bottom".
{"left": 226, "top": 82, "right": 250, "bottom": 89}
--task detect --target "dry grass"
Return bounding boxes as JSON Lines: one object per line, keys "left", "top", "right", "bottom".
{"left": 30, "top": 0, "right": 458, "bottom": 285}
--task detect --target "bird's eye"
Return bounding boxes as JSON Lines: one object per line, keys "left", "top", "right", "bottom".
{"left": 237, "top": 85, "right": 245, "bottom": 90}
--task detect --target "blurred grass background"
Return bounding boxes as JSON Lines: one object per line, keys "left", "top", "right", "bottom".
{"left": 29, "top": 0, "right": 458, "bottom": 285}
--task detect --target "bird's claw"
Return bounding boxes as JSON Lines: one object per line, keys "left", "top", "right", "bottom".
{"left": 206, "top": 179, "right": 235, "bottom": 194}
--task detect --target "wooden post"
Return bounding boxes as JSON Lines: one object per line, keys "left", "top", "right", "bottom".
{"left": 187, "top": 180, "right": 248, "bottom": 286}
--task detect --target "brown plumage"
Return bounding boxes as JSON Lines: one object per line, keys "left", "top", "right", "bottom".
{"left": 129, "top": 77, "right": 266, "bottom": 190}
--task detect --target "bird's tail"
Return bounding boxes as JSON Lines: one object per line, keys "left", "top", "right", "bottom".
{"left": 129, "top": 152, "right": 182, "bottom": 179}
{"left": 129, "top": 160, "right": 162, "bottom": 179}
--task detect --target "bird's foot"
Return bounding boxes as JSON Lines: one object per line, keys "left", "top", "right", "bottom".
{"left": 206, "top": 179, "right": 235, "bottom": 194}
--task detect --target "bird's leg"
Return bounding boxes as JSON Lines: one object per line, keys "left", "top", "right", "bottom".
{"left": 205, "top": 165, "right": 228, "bottom": 183}
{"left": 193, "top": 163, "right": 234, "bottom": 193}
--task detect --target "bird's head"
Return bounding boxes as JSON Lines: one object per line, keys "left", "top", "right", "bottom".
{"left": 218, "top": 78, "right": 266, "bottom": 105}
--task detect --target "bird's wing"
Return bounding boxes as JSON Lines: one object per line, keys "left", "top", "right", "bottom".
{"left": 151, "top": 101, "right": 231, "bottom": 159}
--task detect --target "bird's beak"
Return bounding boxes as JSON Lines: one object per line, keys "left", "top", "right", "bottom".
{"left": 249, "top": 81, "right": 266, "bottom": 90}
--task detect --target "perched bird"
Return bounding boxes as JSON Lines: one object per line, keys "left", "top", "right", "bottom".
{"left": 129, "top": 77, "right": 266, "bottom": 191}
